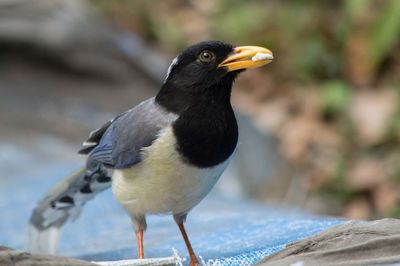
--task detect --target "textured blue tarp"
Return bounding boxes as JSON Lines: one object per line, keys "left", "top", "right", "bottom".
{"left": 0, "top": 162, "right": 344, "bottom": 265}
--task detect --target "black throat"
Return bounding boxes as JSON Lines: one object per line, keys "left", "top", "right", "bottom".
{"left": 156, "top": 73, "right": 239, "bottom": 168}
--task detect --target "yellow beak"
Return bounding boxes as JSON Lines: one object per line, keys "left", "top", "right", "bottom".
{"left": 218, "top": 46, "right": 273, "bottom": 72}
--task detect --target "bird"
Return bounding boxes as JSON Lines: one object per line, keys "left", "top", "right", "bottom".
{"left": 29, "top": 40, "right": 273, "bottom": 266}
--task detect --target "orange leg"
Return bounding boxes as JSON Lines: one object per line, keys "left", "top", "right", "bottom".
{"left": 136, "top": 229, "right": 144, "bottom": 259}
{"left": 177, "top": 222, "right": 199, "bottom": 266}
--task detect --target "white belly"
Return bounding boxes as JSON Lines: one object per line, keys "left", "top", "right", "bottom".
{"left": 112, "top": 126, "right": 234, "bottom": 217}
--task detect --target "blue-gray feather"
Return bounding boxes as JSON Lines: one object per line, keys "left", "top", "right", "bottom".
{"left": 88, "top": 97, "right": 178, "bottom": 169}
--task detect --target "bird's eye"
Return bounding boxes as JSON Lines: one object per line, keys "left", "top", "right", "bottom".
{"left": 198, "top": 50, "right": 215, "bottom": 63}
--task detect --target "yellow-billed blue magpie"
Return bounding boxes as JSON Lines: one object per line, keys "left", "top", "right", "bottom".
{"left": 29, "top": 41, "right": 273, "bottom": 265}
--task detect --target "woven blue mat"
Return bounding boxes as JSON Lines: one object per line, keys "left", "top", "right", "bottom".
{"left": 0, "top": 143, "right": 345, "bottom": 265}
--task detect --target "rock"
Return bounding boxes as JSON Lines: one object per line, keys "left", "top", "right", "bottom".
{"left": 342, "top": 197, "right": 371, "bottom": 219}
{"left": 0, "top": 246, "right": 95, "bottom": 266}
{"left": 0, "top": 0, "right": 165, "bottom": 142}
{"left": 346, "top": 158, "right": 385, "bottom": 190}
{"left": 257, "top": 218, "right": 400, "bottom": 266}
{"left": 349, "top": 89, "right": 397, "bottom": 146}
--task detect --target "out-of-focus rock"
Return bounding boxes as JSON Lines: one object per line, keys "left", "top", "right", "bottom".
{"left": 346, "top": 157, "right": 385, "bottom": 190}
{"left": 0, "top": 246, "right": 95, "bottom": 266}
{"left": 253, "top": 98, "right": 293, "bottom": 135}
{"left": 343, "top": 197, "right": 371, "bottom": 220}
{"left": 0, "top": 0, "right": 167, "bottom": 82}
{"left": 0, "top": 0, "right": 167, "bottom": 143}
{"left": 372, "top": 183, "right": 399, "bottom": 213}
{"left": 226, "top": 114, "right": 289, "bottom": 201}
{"left": 349, "top": 89, "right": 397, "bottom": 146}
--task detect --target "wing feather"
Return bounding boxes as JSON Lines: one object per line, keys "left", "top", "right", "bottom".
{"left": 81, "top": 97, "right": 178, "bottom": 169}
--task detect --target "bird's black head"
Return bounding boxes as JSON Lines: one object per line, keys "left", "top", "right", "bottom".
{"left": 156, "top": 41, "right": 273, "bottom": 113}
{"left": 164, "top": 41, "right": 236, "bottom": 89}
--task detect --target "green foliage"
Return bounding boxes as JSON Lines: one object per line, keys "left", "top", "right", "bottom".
{"left": 368, "top": 0, "right": 400, "bottom": 68}
{"left": 388, "top": 205, "right": 400, "bottom": 218}
{"left": 322, "top": 80, "right": 351, "bottom": 114}
{"left": 344, "top": 0, "right": 370, "bottom": 19}
{"left": 213, "top": 1, "right": 268, "bottom": 44}
{"left": 387, "top": 86, "right": 400, "bottom": 137}
{"left": 94, "top": 0, "right": 400, "bottom": 84}
{"left": 149, "top": 19, "right": 187, "bottom": 51}
{"left": 322, "top": 158, "right": 351, "bottom": 201}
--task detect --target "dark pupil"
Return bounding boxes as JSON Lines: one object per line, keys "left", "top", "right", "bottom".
{"left": 203, "top": 52, "right": 210, "bottom": 59}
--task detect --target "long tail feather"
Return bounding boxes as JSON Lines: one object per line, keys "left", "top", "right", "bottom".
{"left": 28, "top": 159, "right": 112, "bottom": 254}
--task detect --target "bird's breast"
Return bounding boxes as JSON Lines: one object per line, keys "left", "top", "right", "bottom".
{"left": 112, "top": 126, "right": 234, "bottom": 216}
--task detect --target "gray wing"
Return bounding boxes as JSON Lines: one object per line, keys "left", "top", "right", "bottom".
{"left": 85, "top": 97, "right": 177, "bottom": 169}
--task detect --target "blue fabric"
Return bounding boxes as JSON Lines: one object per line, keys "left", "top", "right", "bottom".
{"left": 73, "top": 196, "right": 343, "bottom": 265}
{"left": 0, "top": 158, "right": 345, "bottom": 265}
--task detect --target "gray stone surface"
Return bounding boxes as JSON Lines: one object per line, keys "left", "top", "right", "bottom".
{"left": 0, "top": 246, "right": 95, "bottom": 266}
{"left": 257, "top": 218, "right": 400, "bottom": 266}
{"left": 0, "top": 0, "right": 164, "bottom": 145}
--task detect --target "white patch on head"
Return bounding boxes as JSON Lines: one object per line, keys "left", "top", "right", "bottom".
{"left": 252, "top": 52, "right": 273, "bottom": 61}
{"left": 82, "top": 141, "right": 97, "bottom": 147}
{"left": 164, "top": 56, "right": 179, "bottom": 81}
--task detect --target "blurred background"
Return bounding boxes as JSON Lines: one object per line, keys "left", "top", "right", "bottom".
{"left": 1, "top": 0, "right": 400, "bottom": 243}
{"left": 91, "top": 0, "right": 400, "bottom": 220}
